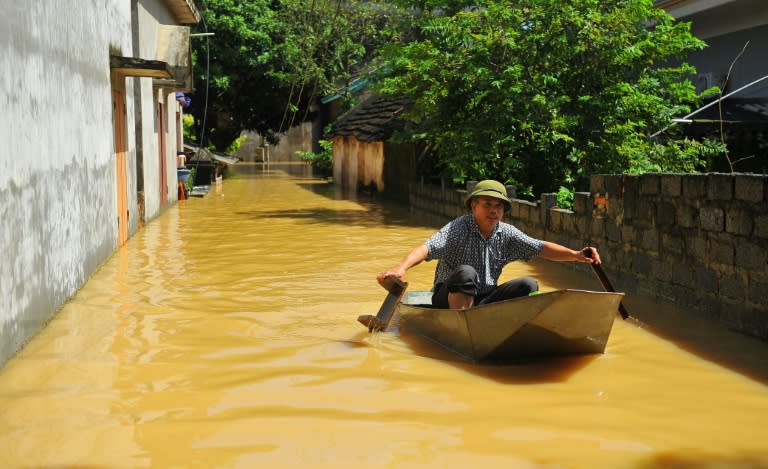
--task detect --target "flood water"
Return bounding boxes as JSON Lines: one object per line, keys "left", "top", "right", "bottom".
{"left": 1, "top": 163, "right": 767, "bottom": 468}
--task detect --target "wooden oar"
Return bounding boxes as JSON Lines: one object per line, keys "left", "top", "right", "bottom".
{"left": 584, "top": 248, "right": 630, "bottom": 320}
{"left": 357, "top": 275, "right": 409, "bottom": 332}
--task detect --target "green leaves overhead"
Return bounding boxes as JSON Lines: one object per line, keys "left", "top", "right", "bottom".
{"left": 375, "top": 0, "right": 716, "bottom": 193}
{"left": 191, "top": 0, "right": 402, "bottom": 149}
{"left": 193, "top": 0, "right": 723, "bottom": 191}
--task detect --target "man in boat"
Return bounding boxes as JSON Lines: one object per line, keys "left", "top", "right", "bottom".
{"left": 377, "top": 179, "right": 602, "bottom": 310}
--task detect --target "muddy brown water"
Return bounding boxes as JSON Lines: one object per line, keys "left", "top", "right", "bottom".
{"left": 1, "top": 163, "right": 767, "bottom": 468}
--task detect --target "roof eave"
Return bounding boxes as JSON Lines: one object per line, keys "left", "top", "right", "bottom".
{"left": 164, "top": 0, "right": 201, "bottom": 24}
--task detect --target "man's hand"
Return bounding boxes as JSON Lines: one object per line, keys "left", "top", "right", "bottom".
{"left": 580, "top": 246, "right": 601, "bottom": 264}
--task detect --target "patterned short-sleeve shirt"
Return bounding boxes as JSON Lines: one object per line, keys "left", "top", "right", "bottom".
{"left": 424, "top": 214, "right": 544, "bottom": 294}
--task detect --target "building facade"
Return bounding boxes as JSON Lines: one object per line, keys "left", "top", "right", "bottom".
{"left": 0, "top": 0, "right": 199, "bottom": 367}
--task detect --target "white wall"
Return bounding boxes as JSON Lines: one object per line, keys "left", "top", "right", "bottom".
{"left": 0, "top": 0, "right": 193, "bottom": 368}
{"left": 0, "top": 0, "right": 133, "bottom": 365}
{"left": 136, "top": 0, "right": 185, "bottom": 221}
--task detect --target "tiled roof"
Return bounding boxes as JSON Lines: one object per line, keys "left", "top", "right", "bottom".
{"left": 326, "top": 95, "right": 409, "bottom": 142}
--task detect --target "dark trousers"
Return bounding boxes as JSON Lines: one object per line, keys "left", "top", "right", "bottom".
{"left": 431, "top": 264, "right": 538, "bottom": 309}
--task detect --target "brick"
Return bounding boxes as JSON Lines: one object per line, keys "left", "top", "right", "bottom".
{"left": 661, "top": 174, "right": 682, "bottom": 197}
{"left": 622, "top": 175, "right": 639, "bottom": 199}
{"left": 699, "top": 207, "right": 724, "bottom": 231}
{"left": 656, "top": 282, "right": 680, "bottom": 303}
{"left": 725, "top": 207, "right": 753, "bottom": 236}
{"left": 755, "top": 215, "right": 768, "bottom": 239}
{"left": 605, "top": 175, "right": 624, "bottom": 197}
{"left": 549, "top": 208, "right": 565, "bottom": 231}
{"left": 710, "top": 240, "right": 734, "bottom": 265}
{"left": 573, "top": 192, "right": 591, "bottom": 214}
{"left": 683, "top": 176, "right": 706, "bottom": 199}
{"left": 589, "top": 174, "right": 607, "bottom": 194}
{"left": 719, "top": 273, "right": 746, "bottom": 300}
{"left": 623, "top": 192, "right": 639, "bottom": 221}
{"left": 621, "top": 226, "right": 636, "bottom": 244}
{"left": 685, "top": 234, "right": 707, "bottom": 260}
{"left": 652, "top": 258, "right": 673, "bottom": 282}
{"left": 614, "top": 246, "right": 631, "bottom": 266}
{"left": 561, "top": 212, "right": 576, "bottom": 234}
{"left": 657, "top": 202, "right": 676, "bottom": 226}
{"left": 640, "top": 229, "right": 659, "bottom": 252}
{"left": 632, "top": 254, "right": 653, "bottom": 276}
{"left": 575, "top": 217, "right": 589, "bottom": 237}
{"left": 734, "top": 174, "right": 765, "bottom": 202}
{"left": 607, "top": 195, "right": 624, "bottom": 220}
{"left": 509, "top": 201, "right": 521, "bottom": 219}
{"left": 694, "top": 267, "right": 718, "bottom": 292}
{"left": 707, "top": 173, "right": 734, "bottom": 200}
{"left": 519, "top": 201, "right": 533, "bottom": 220}
{"left": 674, "top": 286, "right": 698, "bottom": 308}
{"left": 591, "top": 217, "right": 605, "bottom": 237}
{"left": 672, "top": 264, "right": 694, "bottom": 287}
{"left": 606, "top": 222, "right": 621, "bottom": 242}
{"left": 528, "top": 207, "right": 540, "bottom": 227}
{"left": 637, "top": 201, "right": 656, "bottom": 226}
{"left": 677, "top": 204, "right": 697, "bottom": 228}
{"left": 640, "top": 174, "right": 661, "bottom": 195}
{"left": 540, "top": 193, "right": 556, "bottom": 224}
{"left": 735, "top": 240, "right": 767, "bottom": 270}
{"left": 615, "top": 272, "right": 639, "bottom": 293}
{"left": 661, "top": 232, "right": 684, "bottom": 255}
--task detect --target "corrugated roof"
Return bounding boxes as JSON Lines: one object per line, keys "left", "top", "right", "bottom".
{"left": 326, "top": 95, "right": 409, "bottom": 143}
{"left": 184, "top": 143, "right": 240, "bottom": 165}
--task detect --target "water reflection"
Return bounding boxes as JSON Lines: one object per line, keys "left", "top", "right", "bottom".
{"left": 0, "top": 163, "right": 766, "bottom": 468}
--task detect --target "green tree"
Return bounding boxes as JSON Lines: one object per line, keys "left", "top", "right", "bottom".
{"left": 375, "top": 0, "right": 719, "bottom": 194}
{"left": 191, "top": 0, "right": 402, "bottom": 150}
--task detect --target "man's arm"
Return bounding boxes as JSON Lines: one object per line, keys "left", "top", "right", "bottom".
{"left": 377, "top": 244, "right": 429, "bottom": 284}
{"left": 539, "top": 242, "right": 601, "bottom": 264}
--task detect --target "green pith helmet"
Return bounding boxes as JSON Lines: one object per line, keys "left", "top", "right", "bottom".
{"left": 465, "top": 180, "right": 511, "bottom": 210}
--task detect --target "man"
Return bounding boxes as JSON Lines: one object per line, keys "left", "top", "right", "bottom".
{"left": 377, "top": 179, "right": 601, "bottom": 309}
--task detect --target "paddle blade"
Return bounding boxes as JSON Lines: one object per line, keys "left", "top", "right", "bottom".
{"left": 358, "top": 276, "right": 409, "bottom": 332}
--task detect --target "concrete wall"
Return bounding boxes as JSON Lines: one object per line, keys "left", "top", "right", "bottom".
{"left": 0, "top": 1, "right": 132, "bottom": 365}
{"left": 660, "top": 0, "right": 768, "bottom": 97}
{"left": 409, "top": 173, "right": 768, "bottom": 340}
{"left": 235, "top": 123, "right": 314, "bottom": 163}
{"left": 0, "top": 0, "right": 192, "bottom": 368}
{"left": 136, "top": 0, "right": 186, "bottom": 221}
{"left": 687, "top": 24, "right": 768, "bottom": 98}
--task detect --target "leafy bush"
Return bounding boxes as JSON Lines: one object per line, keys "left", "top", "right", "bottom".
{"left": 556, "top": 186, "right": 574, "bottom": 210}
{"left": 184, "top": 167, "right": 196, "bottom": 193}
{"left": 296, "top": 139, "right": 334, "bottom": 176}
{"left": 226, "top": 134, "right": 248, "bottom": 154}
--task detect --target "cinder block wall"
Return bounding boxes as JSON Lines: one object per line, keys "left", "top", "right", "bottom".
{"left": 409, "top": 173, "right": 768, "bottom": 340}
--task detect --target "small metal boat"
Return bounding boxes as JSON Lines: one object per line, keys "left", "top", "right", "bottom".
{"left": 359, "top": 277, "right": 624, "bottom": 362}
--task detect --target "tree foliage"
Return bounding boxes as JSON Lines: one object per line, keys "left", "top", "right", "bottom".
{"left": 375, "top": 0, "right": 720, "bottom": 194}
{"left": 190, "top": 0, "right": 402, "bottom": 150}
